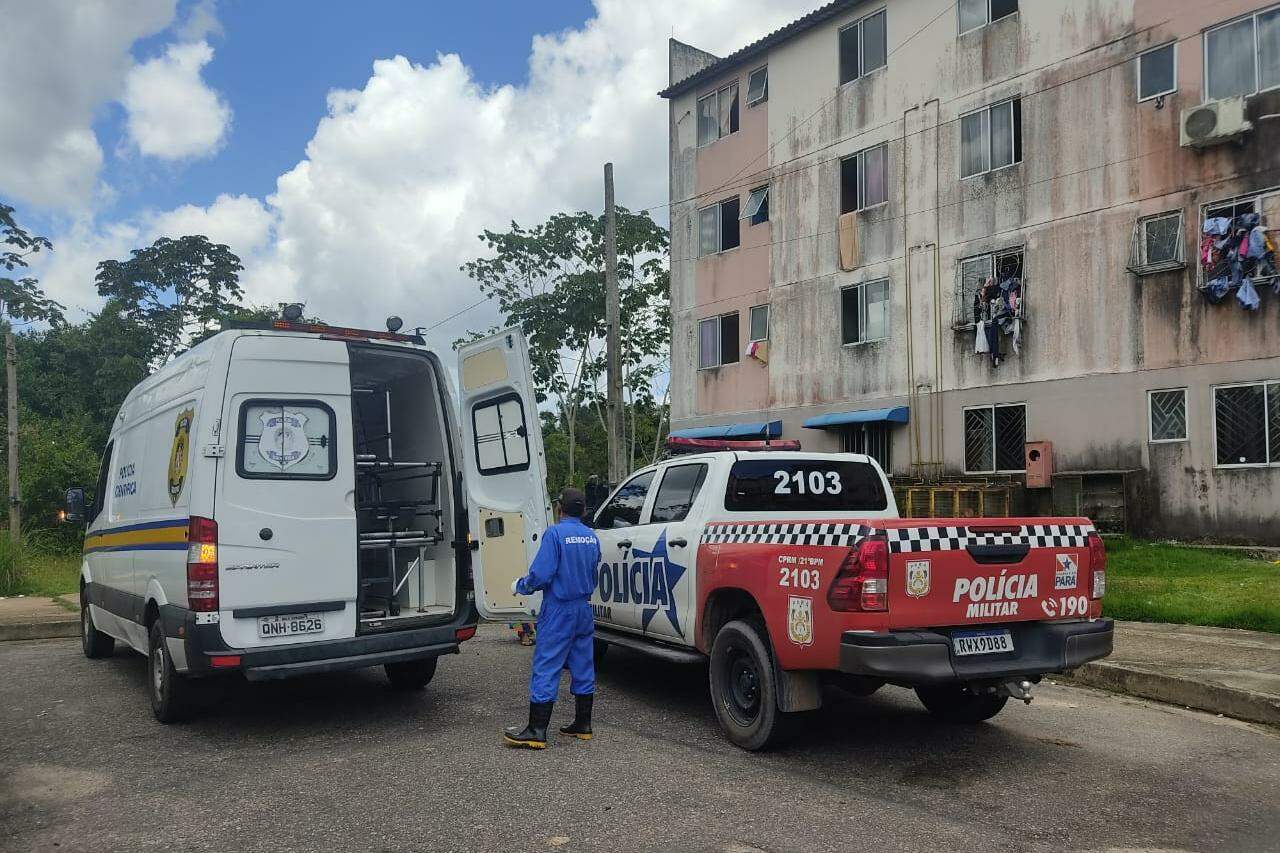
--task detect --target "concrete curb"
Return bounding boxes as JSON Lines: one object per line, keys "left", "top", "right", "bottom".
{"left": 1066, "top": 660, "right": 1280, "bottom": 727}
{"left": 0, "top": 621, "right": 79, "bottom": 642}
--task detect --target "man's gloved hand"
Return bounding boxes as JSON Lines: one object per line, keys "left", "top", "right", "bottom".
{"left": 511, "top": 578, "right": 522, "bottom": 596}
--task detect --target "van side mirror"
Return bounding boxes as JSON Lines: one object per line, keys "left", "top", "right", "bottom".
{"left": 64, "top": 487, "right": 87, "bottom": 524}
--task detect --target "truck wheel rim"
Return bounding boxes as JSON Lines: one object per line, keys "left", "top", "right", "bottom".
{"left": 152, "top": 645, "right": 164, "bottom": 695}
{"left": 724, "top": 648, "right": 761, "bottom": 726}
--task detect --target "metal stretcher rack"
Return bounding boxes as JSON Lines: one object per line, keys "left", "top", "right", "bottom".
{"left": 353, "top": 386, "right": 443, "bottom": 622}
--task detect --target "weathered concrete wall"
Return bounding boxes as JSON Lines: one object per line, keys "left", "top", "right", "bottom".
{"left": 667, "top": 0, "right": 1280, "bottom": 540}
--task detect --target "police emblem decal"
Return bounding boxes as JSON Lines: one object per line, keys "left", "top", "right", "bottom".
{"left": 906, "top": 559, "right": 931, "bottom": 598}
{"left": 787, "top": 596, "right": 813, "bottom": 646}
{"left": 167, "top": 408, "right": 195, "bottom": 506}
{"left": 258, "top": 409, "right": 312, "bottom": 469}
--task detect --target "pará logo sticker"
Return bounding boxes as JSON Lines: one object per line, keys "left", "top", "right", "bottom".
{"left": 1054, "top": 554, "right": 1079, "bottom": 590}
{"left": 906, "top": 560, "right": 931, "bottom": 598}
{"left": 787, "top": 596, "right": 813, "bottom": 646}
{"left": 258, "top": 409, "right": 312, "bottom": 469}
{"left": 167, "top": 408, "right": 194, "bottom": 506}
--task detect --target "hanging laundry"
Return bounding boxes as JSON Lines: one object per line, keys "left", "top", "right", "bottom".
{"left": 1203, "top": 217, "right": 1232, "bottom": 236}
{"left": 985, "top": 318, "right": 1002, "bottom": 366}
{"left": 1237, "top": 278, "right": 1261, "bottom": 311}
{"left": 1204, "top": 276, "right": 1231, "bottom": 303}
{"left": 975, "top": 320, "right": 989, "bottom": 353}
{"left": 1011, "top": 317, "right": 1022, "bottom": 354}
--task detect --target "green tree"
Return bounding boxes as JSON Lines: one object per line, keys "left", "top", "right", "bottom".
{"left": 94, "top": 235, "right": 244, "bottom": 365}
{"left": 1, "top": 202, "right": 65, "bottom": 540}
{"left": 461, "top": 208, "right": 669, "bottom": 483}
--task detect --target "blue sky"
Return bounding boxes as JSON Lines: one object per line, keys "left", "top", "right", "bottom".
{"left": 90, "top": 0, "right": 594, "bottom": 229}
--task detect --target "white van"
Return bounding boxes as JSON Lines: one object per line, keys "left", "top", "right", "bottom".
{"left": 66, "top": 319, "right": 546, "bottom": 722}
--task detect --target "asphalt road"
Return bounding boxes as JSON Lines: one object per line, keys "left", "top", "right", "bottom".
{"left": 2, "top": 624, "right": 1277, "bottom": 853}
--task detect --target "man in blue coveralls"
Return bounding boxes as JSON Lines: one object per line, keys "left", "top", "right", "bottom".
{"left": 503, "top": 487, "right": 601, "bottom": 749}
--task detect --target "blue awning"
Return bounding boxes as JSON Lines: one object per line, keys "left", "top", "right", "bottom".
{"left": 669, "top": 420, "right": 782, "bottom": 440}
{"left": 802, "top": 406, "right": 909, "bottom": 430}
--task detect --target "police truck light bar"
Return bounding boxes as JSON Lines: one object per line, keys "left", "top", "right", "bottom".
{"left": 666, "top": 437, "right": 802, "bottom": 453}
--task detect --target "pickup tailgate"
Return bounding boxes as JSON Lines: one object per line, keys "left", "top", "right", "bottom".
{"left": 881, "top": 518, "right": 1101, "bottom": 629}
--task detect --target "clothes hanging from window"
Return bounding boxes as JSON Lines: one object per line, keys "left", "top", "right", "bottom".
{"left": 1203, "top": 216, "right": 1232, "bottom": 236}
{"left": 975, "top": 320, "right": 989, "bottom": 353}
{"left": 1010, "top": 317, "right": 1022, "bottom": 354}
{"left": 1237, "top": 278, "right": 1261, "bottom": 311}
{"left": 985, "top": 317, "right": 1002, "bottom": 366}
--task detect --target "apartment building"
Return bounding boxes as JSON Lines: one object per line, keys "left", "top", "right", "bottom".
{"left": 661, "top": 0, "right": 1280, "bottom": 542}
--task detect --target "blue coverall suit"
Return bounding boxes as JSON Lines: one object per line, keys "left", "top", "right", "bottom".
{"left": 514, "top": 517, "right": 600, "bottom": 704}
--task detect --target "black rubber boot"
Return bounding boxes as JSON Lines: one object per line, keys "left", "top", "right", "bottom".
{"left": 503, "top": 701, "right": 554, "bottom": 749}
{"left": 559, "top": 693, "right": 593, "bottom": 740}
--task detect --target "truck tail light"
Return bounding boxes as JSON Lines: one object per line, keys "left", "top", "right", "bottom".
{"left": 187, "top": 516, "right": 219, "bottom": 613}
{"left": 828, "top": 535, "right": 889, "bottom": 612}
{"left": 1087, "top": 532, "right": 1106, "bottom": 599}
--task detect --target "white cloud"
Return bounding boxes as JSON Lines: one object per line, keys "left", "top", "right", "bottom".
{"left": 33, "top": 0, "right": 814, "bottom": 349}
{"left": 0, "top": 0, "right": 176, "bottom": 209}
{"left": 121, "top": 40, "right": 232, "bottom": 160}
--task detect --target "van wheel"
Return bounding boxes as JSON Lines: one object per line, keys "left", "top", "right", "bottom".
{"left": 915, "top": 684, "right": 1009, "bottom": 723}
{"left": 148, "top": 621, "right": 193, "bottom": 723}
{"left": 385, "top": 657, "right": 438, "bottom": 691}
{"left": 709, "top": 619, "right": 788, "bottom": 751}
{"left": 80, "top": 595, "right": 114, "bottom": 659}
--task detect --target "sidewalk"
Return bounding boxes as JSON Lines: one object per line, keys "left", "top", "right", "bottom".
{"left": 0, "top": 595, "right": 79, "bottom": 641}
{"left": 1068, "top": 620, "right": 1280, "bottom": 727}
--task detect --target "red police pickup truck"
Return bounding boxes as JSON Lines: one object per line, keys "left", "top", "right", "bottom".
{"left": 588, "top": 447, "right": 1113, "bottom": 750}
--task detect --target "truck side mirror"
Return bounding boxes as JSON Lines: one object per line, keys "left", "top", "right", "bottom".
{"left": 64, "top": 487, "right": 87, "bottom": 524}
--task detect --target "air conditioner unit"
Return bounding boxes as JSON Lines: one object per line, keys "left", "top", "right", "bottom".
{"left": 1180, "top": 96, "right": 1252, "bottom": 148}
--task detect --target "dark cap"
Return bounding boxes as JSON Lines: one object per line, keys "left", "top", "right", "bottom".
{"left": 558, "top": 487, "right": 587, "bottom": 518}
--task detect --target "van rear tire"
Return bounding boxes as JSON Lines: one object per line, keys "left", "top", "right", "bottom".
{"left": 915, "top": 684, "right": 1008, "bottom": 723}
{"left": 385, "top": 657, "right": 437, "bottom": 690}
{"left": 81, "top": 595, "right": 114, "bottom": 659}
{"left": 148, "top": 621, "right": 194, "bottom": 723}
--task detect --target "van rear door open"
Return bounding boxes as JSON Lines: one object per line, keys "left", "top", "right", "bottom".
{"left": 216, "top": 335, "right": 359, "bottom": 648}
{"left": 456, "top": 329, "right": 550, "bottom": 620}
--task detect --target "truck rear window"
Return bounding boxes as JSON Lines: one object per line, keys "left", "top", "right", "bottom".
{"left": 724, "top": 459, "right": 887, "bottom": 512}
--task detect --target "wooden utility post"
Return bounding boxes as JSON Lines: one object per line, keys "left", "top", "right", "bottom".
{"left": 4, "top": 320, "right": 19, "bottom": 541}
{"left": 603, "top": 163, "right": 625, "bottom": 485}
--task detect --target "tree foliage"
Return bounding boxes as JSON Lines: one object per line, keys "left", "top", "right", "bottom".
{"left": 94, "top": 235, "right": 244, "bottom": 364}
{"left": 0, "top": 203, "right": 63, "bottom": 325}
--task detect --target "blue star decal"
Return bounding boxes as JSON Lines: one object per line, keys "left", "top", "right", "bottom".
{"left": 630, "top": 531, "right": 687, "bottom": 635}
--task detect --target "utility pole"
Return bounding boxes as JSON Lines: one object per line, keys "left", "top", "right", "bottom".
{"left": 4, "top": 316, "right": 18, "bottom": 542}
{"left": 603, "top": 163, "right": 624, "bottom": 485}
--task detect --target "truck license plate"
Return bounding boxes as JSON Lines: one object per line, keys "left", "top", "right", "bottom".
{"left": 258, "top": 613, "right": 324, "bottom": 638}
{"left": 952, "top": 629, "right": 1014, "bottom": 656}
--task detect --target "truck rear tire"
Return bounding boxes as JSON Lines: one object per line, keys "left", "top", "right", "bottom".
{"left": 915, "top": 684, "right": 1008, "bottom": 723}
{"left": 385, "top": 657, "right": 438, "bottom": 691}
{"left": 148, "top": 621, "right": 194, "bottom": 723}
{"left": 81, "top": 595, "right": 114, "bottom": 659}
{"left": 709, "top": 619, "right": 788, "bottom": 751}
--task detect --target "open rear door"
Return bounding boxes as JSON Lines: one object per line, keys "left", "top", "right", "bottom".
{"left": 456, "top": 328, "right": 551, "bottom": 620}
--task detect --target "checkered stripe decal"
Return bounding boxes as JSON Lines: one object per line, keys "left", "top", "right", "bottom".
{"left": 885, "top": 523, "right": 1096, "bottom": 553}
{"left": 700, "top": 522, "right": 874, "bottom": 548}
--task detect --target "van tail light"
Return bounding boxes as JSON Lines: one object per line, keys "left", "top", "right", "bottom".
{"left": 828, "top": 535, "right": 889, "bottom": 612}
{"left": 187, "top": 516, "right": 219, "bottom": 612}
{"left": 1087, "top": 532, "right": 1106, "bottom": 599}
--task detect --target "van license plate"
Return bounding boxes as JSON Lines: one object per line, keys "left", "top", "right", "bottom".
{"left": 258, "top": 613, "right": 324, "bottom": 638}
{"left": 952, "top": 629, "right": 1014, "bottom": 656}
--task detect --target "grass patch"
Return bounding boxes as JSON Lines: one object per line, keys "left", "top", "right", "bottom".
{"left": 1103, "top": 537, "right": 1280, "bottom": 633}
{"left": 0, "top": 531, "right": 81, "bottom": 597}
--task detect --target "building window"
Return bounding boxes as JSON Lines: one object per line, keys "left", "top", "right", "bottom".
{"left": 1204, "top": 7, "right": 1280, "bottom": 101}
{"left": 841, "top": 279, "right": 890, "bottom": 345}
{"left": 1138, "top": 43, "right": 1177, "bottom": 101}
{"left": 839, "top": 143, "right": 889, "bottom": 214}
{"left": 838, "top": 9, "right": 887, "bottom": 85}
{"left": 698, "top": 312, "right": 740, "bottom": 369}
{"left": 748, "top": 304, "right": 769, "bottom": 342}
{"left": 696, "top": 82, "right": 740, "bottom": 147}
{"left": 1127, "top": 210, "right": 1185, "bottom": 274}
{"left": 955, "top": 246, "right": 1023, "bottom": 328}
{"left": 698, "top": 196, "right": 741, "bottom": 256}
{"left": 960, "top": 98, "right": 1021, "bottom": 178}
{"left": 743, "top": 185, "right": 769, "bottom": 225}
{"left": 746, "top": 66, "right": 768, "bottom": 106}
{"left": 964, "top": 403, "right": 1026, "bottom": 473}
{"left": 1149, "top": 388, "right": 1188, "bottom": 443}
{"left": 959, "top": 0, "right": 1018, "bottom": 35}
{"left": 845, "top": 424, "right": 891, "bottom": 473}
{"left": 1214, "top": 381, "right": 1280, "bottom": 466}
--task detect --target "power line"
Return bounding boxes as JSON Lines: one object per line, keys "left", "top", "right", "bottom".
{"left": 416, "top": 296, "right": 490, "bottom": 335}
